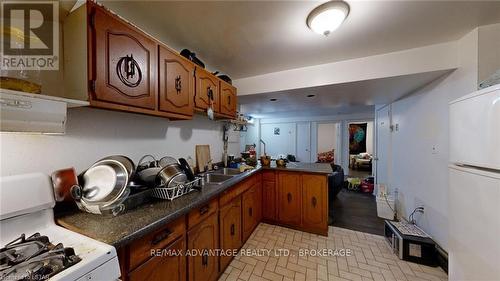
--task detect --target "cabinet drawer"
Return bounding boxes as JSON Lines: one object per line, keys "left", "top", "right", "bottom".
{"left": 128, "top": 236, "right": 186, "bottom": 281}
{"left": 262, "top": 170, "right": 275, "bottom": 182}
{"left": 188, "top": 198, "right": 218, "bottom": 229}
{"left": 129, "top": 216, "right": 185, "bottom": 270}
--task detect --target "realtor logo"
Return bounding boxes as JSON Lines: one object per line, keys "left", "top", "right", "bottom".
{"left": 1, "top": 1, "right": 59, "bottom": 70}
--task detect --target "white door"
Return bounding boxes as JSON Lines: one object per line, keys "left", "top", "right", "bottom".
{"left": 297, "top": 123, "right": 311, "bottom": 162}
{"left": 375, "top": 106, "right": 391, "bottom": 185}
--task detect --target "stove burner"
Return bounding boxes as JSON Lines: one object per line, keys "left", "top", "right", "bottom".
{"left": 0, "top": 234, "right": 81, "bottom": 281}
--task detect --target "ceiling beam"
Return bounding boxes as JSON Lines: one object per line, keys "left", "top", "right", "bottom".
{"left": 234, "top": 41, "right": 459, "bottom": 96}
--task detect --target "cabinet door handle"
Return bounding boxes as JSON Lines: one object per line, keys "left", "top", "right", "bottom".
{"left": 201, "top": 251, "right": 209, "bottom": 266}
{"left": 207, "top": 87, "right": 213, "bottom": 100}
{"left": 228, "top": 95, "right": 231, "bottom": 105}
{"left": 312, "top": 197, "right": 317, "bottom": 207}
{"left": 116, "top": 54, "right": 142, "bottom": 88}
{"left": 287, "top": 193, "right": 292, "bottom": 203}
{"left": 230, "top": 224, "right": 235, "bottom": 236}
{"left": 199, "top": 205, "right": 209, "bottom": 215}
{"left": 249, "top": 207, "right": 253, "bottom": 217}
{"left": 175, "top": 75, "right": 182, "bottom": 93}
{"left": 151, "top": 229, "right": 171, "bottom": 246}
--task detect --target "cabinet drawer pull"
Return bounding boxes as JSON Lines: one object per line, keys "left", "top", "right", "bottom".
{"left": 287, "top": 193, "right": 292, "bottom": 203}
{"left": 230, "top": 224, "right": 235, "bottom": 236}
{"left": 199, "top": 205, "right": 209, "bottom": 215}
{"left": 202, "top": 250, "right": 209, "bottom": 266}
{"left": 312, "top": 197, "right": 317, "bottom": 207}
{"left": 249, "top": 207, "right": 253, "bottom": 217}
{"left": 175, "top": 75, "right": 182, "bottom": 93}
{"left": 151, "top": 229, "right": 172, "bottom": 246}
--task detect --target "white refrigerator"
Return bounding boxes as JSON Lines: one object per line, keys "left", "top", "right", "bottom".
{"left": 449, "top": 84, "right": 500, "bottom": 281}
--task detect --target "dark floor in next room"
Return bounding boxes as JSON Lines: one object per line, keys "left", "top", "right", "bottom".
{"left": 331, "top": 188, "right": 385, "bottom": 236}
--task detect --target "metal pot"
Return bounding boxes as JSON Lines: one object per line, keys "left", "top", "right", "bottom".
{"left": 260, "top": 156, "right": 271, "bottom": 167}
{"left": 156, "top": 163, "right": 187, "bottom": 187}
{"left": 276, "top": 158, "right": 287, "bottom": 168}
{"left": 81, "top": 159, "right": 130, "bottom": 204}
{"left": 97, "top": 155, "right": 135, "bottom": 178}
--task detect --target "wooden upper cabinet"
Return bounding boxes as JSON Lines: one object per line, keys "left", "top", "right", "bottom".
{"left": 158, "top": 45, "right": 194, "bottom": 118}
{"left": 187, "top": 213, "right": 219, "bottom": 281}
{"left": 277, "top": 172, "right": 302, "bottom": 226}
{"left": 89, "top": 3, "right": 157, "bottom": 110}
{"left": 219, "top": 81, "right": 237, "bottom": 117}
{"left": 219, "top": 197, "right": 242, "bottom": 269}
{"left": 302, "top": 174, "right": 328, "bottom": 233}
{"left": 128, "top": 237, "right": 186, "bottom": 281}
{"left": 195, "top": 68, "right": 219, "bottom": 112}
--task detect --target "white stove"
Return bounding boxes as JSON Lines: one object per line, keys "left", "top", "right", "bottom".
{"left": 0, "top": 173, "right": 121, "bottom": 280}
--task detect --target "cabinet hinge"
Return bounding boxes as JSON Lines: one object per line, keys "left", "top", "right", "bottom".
{"left": 89, "top": 80, "right": 96, "bottom": 92}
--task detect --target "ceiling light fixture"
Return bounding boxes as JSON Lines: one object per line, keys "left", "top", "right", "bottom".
{"left": 307, "top": 94, "right": 316, "bottom": 98}
{"left": 307, "top": 1, "right": 350, "bottom": 36}
{"left": 270, "top": 98, "right": 278, "bottom": 102}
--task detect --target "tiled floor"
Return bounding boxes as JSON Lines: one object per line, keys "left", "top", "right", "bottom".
{"left": 219, "top": 223, "right": 447, "bottom": 281}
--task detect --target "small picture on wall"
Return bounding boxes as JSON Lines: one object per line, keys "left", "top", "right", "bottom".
{"left": 274, "top": 127, "right": 280, "bottom": 135}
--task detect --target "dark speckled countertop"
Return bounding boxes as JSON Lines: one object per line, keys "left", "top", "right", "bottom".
{"left": 56, "top": 163, "right": 332, "bottom": 248}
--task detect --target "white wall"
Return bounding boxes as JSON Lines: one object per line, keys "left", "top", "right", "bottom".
{"left": 0, "top": 108, "right": 236, "bottom": 177}
{"left": 376, "top": 28, "right": 479, "bottom": 251}
{"left": 478, "top": 23, "right": 500, "bottom": 84}
{"left": 256, "top": 112, "right": 374, "bottom": 168}
{"left": 317, "top": 123, "right": 337, "bottom": 153}
{"left": 260, "top": 123, "right": 296, "bottom": 158}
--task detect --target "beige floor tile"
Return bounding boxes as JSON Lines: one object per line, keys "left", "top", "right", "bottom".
{"left": 218, "top": 224, "right": 448, "bottom": 281}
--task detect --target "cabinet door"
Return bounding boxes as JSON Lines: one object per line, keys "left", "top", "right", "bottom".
{"left": 219, "top": 81, "right": 236, "bottom": 117}
{"left": 277, "top": 172, "right": 301, "bottom": 226}
{"left": 219, "top": 197, "right": 242, "bottom": 270}
{"left": 195, "top": 68, "right": 219, "bottom": 112}
{"left": 262, "top": 180, "right": 276, "bottom": 221}
{"left": 302, "top": 174, "right": 328, "bottom": 231}
{"left": 187, "top": 213, "right": 219, "bottom": 281}
{"left": 242, "top": 183, "right": 261, "bottom": 242}
{"left": 129, "top": 237, "right": 186, "bottom": 281}
{"left": 158, "top": 45, "right": 194, "bottom": 118}
{"left": 91, "top": 4, "right": 156, "bottom": 109}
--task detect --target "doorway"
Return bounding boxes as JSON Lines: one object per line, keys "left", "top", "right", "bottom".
{"left": 346, "top": 121, "right": 374, "bottom": 179}
{"left": 316, "top": 122, "right": 341, "bottom": 164}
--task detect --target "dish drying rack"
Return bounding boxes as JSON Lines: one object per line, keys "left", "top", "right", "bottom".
{"left": 152, "top": 177, "right": 202, "bottom": 201}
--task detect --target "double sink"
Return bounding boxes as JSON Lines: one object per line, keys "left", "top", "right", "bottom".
{"left": 201, "top": 168, "right": 246, "bottom": 185}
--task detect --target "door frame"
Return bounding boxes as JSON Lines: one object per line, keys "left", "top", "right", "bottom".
{"left": 343, "top": 118, "right": 375, "bottom": 175}
{"left": 374, "top": 104, "right": 392, "bottom": 185}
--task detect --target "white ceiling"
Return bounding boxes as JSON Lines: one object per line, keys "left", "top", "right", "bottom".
{"left": 239, "top": 69, "right": 452, "bottom": 118}
{"left": 101, "top": 0, "right": 500, "bottom": 79}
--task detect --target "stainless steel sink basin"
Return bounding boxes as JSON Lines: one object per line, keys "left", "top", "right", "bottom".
{"left": 203, "top": 173, "right": 234, "bottom": 184}
{"left": 211, "top": 168, "right": 243, "bottom": 176}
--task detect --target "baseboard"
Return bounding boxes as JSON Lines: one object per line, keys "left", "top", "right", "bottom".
{"left": 435, "top": 244, "right": 448, "bottom": 273}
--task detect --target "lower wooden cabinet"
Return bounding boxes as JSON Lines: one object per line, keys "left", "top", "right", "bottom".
{"left": 262, "top": 180, "right": 276, "bottom": 221}
{"left": 187, "top": 212, "right": 219, "bottom": 281}
{"left": 302, "top": 174, "right": 328, "bottom": 233}
{"left": 128, "top": 236, "right": 186, "bottom": 281}
{"left": 277, "top": 172, "right": 302, "bottom": 226}
{"left": 219, "top": 196, "right": 242, "bottom": 270}
{"left": 242, "top": 182, "right": 262, "bottom": 241}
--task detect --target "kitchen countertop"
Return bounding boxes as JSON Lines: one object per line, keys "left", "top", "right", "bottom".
{"left": 56, "top": 163, "right": 332, "bottom": 248}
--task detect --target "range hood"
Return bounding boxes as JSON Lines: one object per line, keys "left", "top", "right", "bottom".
{"left": 0, "top": 89, "right": 89, "bottom": 134}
